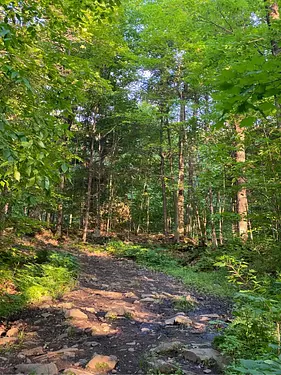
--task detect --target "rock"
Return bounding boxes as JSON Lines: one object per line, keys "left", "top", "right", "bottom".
{"left": 203, "top": 370, "right": 212, "bottom": 374}
{"left": 190, "top": 322, "right": 207, "bottom": 334}
{"left": 6, "top": 327, "right": 19, "bottom": 337}
{"left": 105, "top": 306, "right": 127, "bottom": 318}
{"left": 141, "top": 294, "right": 155, "bottom": 299}
{"left": 65, "top": 309, "right": 88, "bottom": 320}
{"left": 124, "top": 292, "right": 137, "bottom": 298}
{"left": 58, "top": 302, "right": 73, "bottom": 309}
{"left": 174, "top": 315, "right": 192, "bottom": 326}
{"left": 86, "top": 354, "right": 118, "bottom": 374}
{"left": 150, "top": 341, "right": 184, "bottom": 355}
{"left": 126, "top": 341, "right": 136, "bottom": 346}
{"left": 64, "top": 368, "right": 93, "bottom": 375}
{"left": 146, "top": 358, "right": 178, "bottom": 374}
{"left": 182, "top": 348, "right": 225, "bottom": 370}
{"left": 21, "top": 346, "right": 44, "bottom": 356}
{"left": 140, "top": 297, "right": 155, "bottom": 302}
{"left": 0, "top": 337, "right": 17, "bottom": 345}
{"left": 128, "top": 348, "right": 135, "bottom": 352}
{"left": 15, "top": 363, "right": 58, "bottom": 375}
{"left": 165, "top": 317, "right": 175, "bottom": 325}
{"left": 141, "top": 327, "right": 151, "bottom": 333}
{"left": 200, "top": 314, "right": 220, "bottom": 319}
{"left": 84, "top": 307, "right": 96, "bottom": 313}
{"left": 85, "top": 341, "right": 99, "bottom": 347}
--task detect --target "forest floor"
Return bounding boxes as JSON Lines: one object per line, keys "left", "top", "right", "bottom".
{"left": 0, "top": 245, "right": 231, "bottom": 375}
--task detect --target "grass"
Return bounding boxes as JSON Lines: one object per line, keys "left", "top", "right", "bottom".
{"left": 104, "top": 240, "right": 233, "bottom": 297}
{"left": 0, "top": 245, "right": 79, "bottom": 318}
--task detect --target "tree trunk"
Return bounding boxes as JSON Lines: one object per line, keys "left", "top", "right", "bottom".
{"left": 82, "top": 134, "right": 95, "bottom": 243}
{"left": 209, "top": 186, "right": 218, "bottom": 247}
{"left": 56, "top": 175, "right": 65, "bottom": 238}
{"left": 160, "top": 116, "right": 168, "bottom": 236}
{"left": 175, "top": 102, "right": 186, "bottom": 242}
{"left": 218, "top": 191, "right": 224, "bottom": 245}
{"left": 265, "top": 1, "right": 281, "bottom": 125}
{"left": 235, "top": 120, "right": 248, "bottom": 241}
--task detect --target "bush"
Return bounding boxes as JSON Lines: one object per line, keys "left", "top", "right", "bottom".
{"left": 0, "top": 247, "right": 78, "bottom": 317}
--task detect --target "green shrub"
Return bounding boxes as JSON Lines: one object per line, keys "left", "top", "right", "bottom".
{"left": 0, "top": 249, "right": 78, "bottom": 318}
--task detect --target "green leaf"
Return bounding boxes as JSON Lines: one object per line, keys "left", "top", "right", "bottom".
{"left": 14, "top": 170, "right": 21, "bottom": 182}
{"left": 240, "top": 117, "right": 256, "bottom": 127}
{"left": 61, "top": 163, "right": 68, "bottom": 173}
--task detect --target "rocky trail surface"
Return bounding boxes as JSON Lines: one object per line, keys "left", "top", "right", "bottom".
{"left": 0, "top": 249, "right": 231, "bottom": 375}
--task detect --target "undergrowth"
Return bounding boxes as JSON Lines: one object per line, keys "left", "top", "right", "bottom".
{"left": 105, "top": 240, "right": 232, "bottom": 297}
{"left": 213, "top": 250, "right": 281, "bottom": 375}
{"left": 0, "top": 246, "right": 79, "bottom": 317}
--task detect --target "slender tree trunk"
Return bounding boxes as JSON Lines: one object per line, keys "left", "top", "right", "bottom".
{"left": 56, "top": 175, "right": 65, "bottom": 237}
{"left": 235, "top": 120, "right": 248, "bottom": 241}
{"left": 186, "top": 146, "right": 194, "bottom": 237}
{"left": 160, "top": 116, "right": 168, "bottom": 236}
{"left": 46, "top": 212, "right": 51, "bottom": 226}
{"left": 82, "top": 133, "right": 95, "bottom": 243}
{"left": 264, "top": 1, "right": 281, "bottom": 125}
{"left": 175, "top": 102, "right": 186, "bottom": 242}
{"left": 209, "top": 186, "right": 218, "bottom": 247}
{"left": 167, "top": 123, "right": 177, "bottom": 234}
{"left": 146, "top": 193, "right": 150, "bottom": 233}
{"left": 96, "top": 133, "right": 102, "bottom": 234}
{"left": 218, "top": 191, "right": 224, "bottom": 245}
{"left": 106, "top": 173, "right": 114, "bottom": 234}
{"left": 137, "top": 182, "right": 146, "bottom": 235}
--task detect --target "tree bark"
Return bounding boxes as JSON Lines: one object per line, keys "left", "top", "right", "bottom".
{"left": 160, "top": 116, "right": 168, "bottom": 236}
{"left": 82, "top": 132, "right": 95, "bottom": 243}
{"left": 56, "top": 175, "right": 65, "bottom": 238}
{"left": 175, "top": 101, "right": 186, "bottom": 242}
{"left": 209, "top": 186, "right": 218, "bottom": 247}
{"left": 235, "top": 120, "right": 248, "bottom": 241}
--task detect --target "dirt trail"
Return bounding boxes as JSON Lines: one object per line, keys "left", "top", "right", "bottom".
{"left": 0, "top": 250, "right": 231, "bottom": 375}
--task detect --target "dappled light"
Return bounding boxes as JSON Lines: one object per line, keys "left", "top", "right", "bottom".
{"left": 1, "top": 0, "right": 281, "bottom": 373}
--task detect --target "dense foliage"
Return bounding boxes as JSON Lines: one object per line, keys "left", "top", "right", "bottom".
{"left": 1, "top": 0, "right": 281, "bottom": 373}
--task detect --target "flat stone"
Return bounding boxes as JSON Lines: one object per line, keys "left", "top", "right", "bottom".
{"left": 105, "top": 306, "right": 127, "bottom": 318}
{"left": 150, "top": 341, "right": 184, "bottom": 355}
{"left": 146, "top": 358, "right": 178, "bottom": 374}
{"left": 21, "top": 346, "right": 44, "bottom": 356}
{"left": 6, "top": 327, "right": 19, "bottom": 337}
{"left": 0, "top": 337, "right": 17, "bottom": 345}
{"left": 200, "top": 314, "right": 220, "bottom": 319}
{"left": 174, "top": 315, "right": 192, "bottom": 326}
{"left": 141, "top": 294, "right": 155, "bottom": 299}
{"left": 15, "top": 363, "right": 58, "bottom": 375}
{"left": 126, "top": 341, "right": 136, "bottom": 346}
{"left": 64, "top": 368, "right": 93, "bottom": 375}
{"left": 165, "top": 317, "right": 175, "bottom": 325}
{"left": 140, "top": 297, "right": 155, "bottom": 302}
{"left": 58, "top": 302, "right": 73, "bottom": 309}
{"left": 182, "top": 348, "right": 224, "bottom": 370}
{"left": 203, "top": 370, "right": 212, "bottom": 374}
{"left": 83, "top": 307, "right": 96, "bottom": 313}
{"left": 65, "top": 309, "right": 88, "bottom": 320}
{"left": 87, "top": 354, "right": 118, "bottom": 374}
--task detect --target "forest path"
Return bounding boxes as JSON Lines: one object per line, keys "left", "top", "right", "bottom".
{"left": 2, "top": 249, "right": 231, "bottom": 375}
